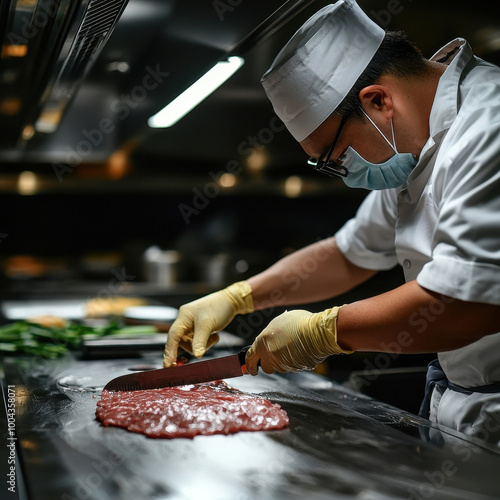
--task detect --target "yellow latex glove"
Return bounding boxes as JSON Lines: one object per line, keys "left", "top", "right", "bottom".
{"left": 245, "top": 307, "right": 353, "bottom": 375}
{"left": 163, "top": 281, "right": 254, "bottom": 367}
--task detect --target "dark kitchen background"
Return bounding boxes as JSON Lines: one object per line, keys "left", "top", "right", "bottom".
{"left": 1, "top": 0, "right": 499, "bottom": 402}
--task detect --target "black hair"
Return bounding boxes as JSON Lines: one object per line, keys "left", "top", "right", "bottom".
{"left": 336, "top": 31, "right": 428, "bottom": 119}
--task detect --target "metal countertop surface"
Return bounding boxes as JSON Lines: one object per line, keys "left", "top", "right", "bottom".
{"left": 2, "top": 350, "right": 500, "bottom": 500}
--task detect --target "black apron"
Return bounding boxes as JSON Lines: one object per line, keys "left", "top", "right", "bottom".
{"left": 419, "top": 359, "right": 500, "bottom": 419}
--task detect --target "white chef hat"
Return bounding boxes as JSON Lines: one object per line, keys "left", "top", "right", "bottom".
{"left": 261, "top": 0, "right": 385, "bottom": 142}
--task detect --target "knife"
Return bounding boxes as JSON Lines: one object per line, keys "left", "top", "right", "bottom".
{"left": 103, "top": 346, "right": 253, "bottom": 392}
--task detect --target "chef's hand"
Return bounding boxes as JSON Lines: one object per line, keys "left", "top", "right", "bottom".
{"left": 245, "top": 307, "right": 353, "bottom": 375}
{"left": 163, "top": 281, "right": 254, "bottom": 367}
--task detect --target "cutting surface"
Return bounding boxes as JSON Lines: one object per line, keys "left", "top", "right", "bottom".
{"left": 3, "top": 352, "right": 500, "bottom": 500}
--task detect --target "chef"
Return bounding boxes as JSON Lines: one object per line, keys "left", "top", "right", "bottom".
{"left": 164, "top": 0, "right": 500, "bottom": 444}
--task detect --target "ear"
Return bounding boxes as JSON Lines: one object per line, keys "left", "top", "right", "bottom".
{"left": 359, "top": 85, "right": 393, "bottom": 120}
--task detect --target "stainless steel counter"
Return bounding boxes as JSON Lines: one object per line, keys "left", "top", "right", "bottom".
{"left": 2, "top": 350, "right": 500, "bottom": 500}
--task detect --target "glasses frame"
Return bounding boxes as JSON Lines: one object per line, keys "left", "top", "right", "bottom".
{"left": 307, "top": 114, "right": 349, "bottom": 178}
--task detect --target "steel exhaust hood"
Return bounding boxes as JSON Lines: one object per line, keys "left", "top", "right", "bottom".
{"left": 0, "top": 0, "right": 129, "bottom": 146}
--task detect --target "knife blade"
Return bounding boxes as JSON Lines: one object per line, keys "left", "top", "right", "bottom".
{"left": 103, "top": 346, "right": 252, "bottom": 392}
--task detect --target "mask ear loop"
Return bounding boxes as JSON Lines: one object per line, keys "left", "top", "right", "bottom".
{"left": 361, "top": 109, "right": 399, "bottom": 154}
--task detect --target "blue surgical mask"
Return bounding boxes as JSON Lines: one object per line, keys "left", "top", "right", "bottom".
{"left": 339, "top": 110, "right": 418, "bottom": 190}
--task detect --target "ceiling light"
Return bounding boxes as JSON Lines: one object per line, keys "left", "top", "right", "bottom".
{"left": 22, "top": 125, "right": 35, "bottom": 141}
{"left": 284, "top": 176, "right": 303, "bottom": 198}
{"left": 246, "top": 149, "right": 267, "bottom": 173}
{"left": 148, "top": 56, "right": 244, "bottom": 128}
{"left": 106, "top": 61, "right": 130, "bottom": 73}
{"left": 1, "top": 45, "right": 28, "bottom": 58}
{"left": 17, "top": 171, "right": 38, "bottom": 195}
{"left": 218, "top": 172, "right": 237, "bottom": 188}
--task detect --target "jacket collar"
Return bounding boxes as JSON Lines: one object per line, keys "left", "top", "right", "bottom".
{"left": 427, "top": 38, "right": 473, "bottom": 139}
{"left": 402, "top": 39, "right": 473, "bottom": 196}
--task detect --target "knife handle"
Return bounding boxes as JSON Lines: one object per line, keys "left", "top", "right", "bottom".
{"left": 238, "top": 345, "right": 260, "bottom": 374}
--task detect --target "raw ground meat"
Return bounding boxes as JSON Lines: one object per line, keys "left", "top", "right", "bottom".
{"left": 96, "top": 380, "right": 289, "bottom": 439}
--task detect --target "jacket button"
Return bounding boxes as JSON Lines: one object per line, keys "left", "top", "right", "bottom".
{"left": 403, "top": 259, "right": 411, "bottom": 269}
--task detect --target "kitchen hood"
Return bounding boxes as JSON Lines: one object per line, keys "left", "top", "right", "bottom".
{"left": 0, "top": 1, "right": 499, "bottom": 173}
{"left": 0, "top": 0, "right": 318, "bottom": 166}
{"left": 0, "top": 0, "right": 129, "bottom": 147}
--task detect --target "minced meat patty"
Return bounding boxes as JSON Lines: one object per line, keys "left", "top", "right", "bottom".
{"left": 96, "top": 380, "right": 289, "bottom": 439}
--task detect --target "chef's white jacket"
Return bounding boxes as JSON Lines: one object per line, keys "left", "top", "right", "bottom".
{"left": 334, "top": 39, "right": 500, "bottom": 443}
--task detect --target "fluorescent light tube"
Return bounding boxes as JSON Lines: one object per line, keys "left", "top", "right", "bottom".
{"left": 148, "top": 55, "right": 244, "bottom": 128}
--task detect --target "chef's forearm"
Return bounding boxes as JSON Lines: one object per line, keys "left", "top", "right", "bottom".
{"left": 336, "top": 280, "right": 500, "bottom": 353}
{"left": 247, "top": 236, "right": 376, "bottom": 311}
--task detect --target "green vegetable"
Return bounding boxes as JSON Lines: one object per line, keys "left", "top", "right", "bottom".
{"left": 0, "top": 320, "right": 159, "bottom": 358}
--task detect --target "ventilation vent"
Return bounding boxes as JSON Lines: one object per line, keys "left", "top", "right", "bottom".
{"left": 59, "top": 0, "right": 128, "bottom": 94}
{"left": 35, "top": 0, "right": 130, "bottom": 133}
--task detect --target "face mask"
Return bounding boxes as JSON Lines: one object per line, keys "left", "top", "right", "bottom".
{"left": 339, "top": 110, "right": 418, "bottom": 190}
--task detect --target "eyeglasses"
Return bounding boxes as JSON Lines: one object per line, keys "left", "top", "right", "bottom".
{"left": 307, "top": 114, "right": 349, "bottom": 177}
